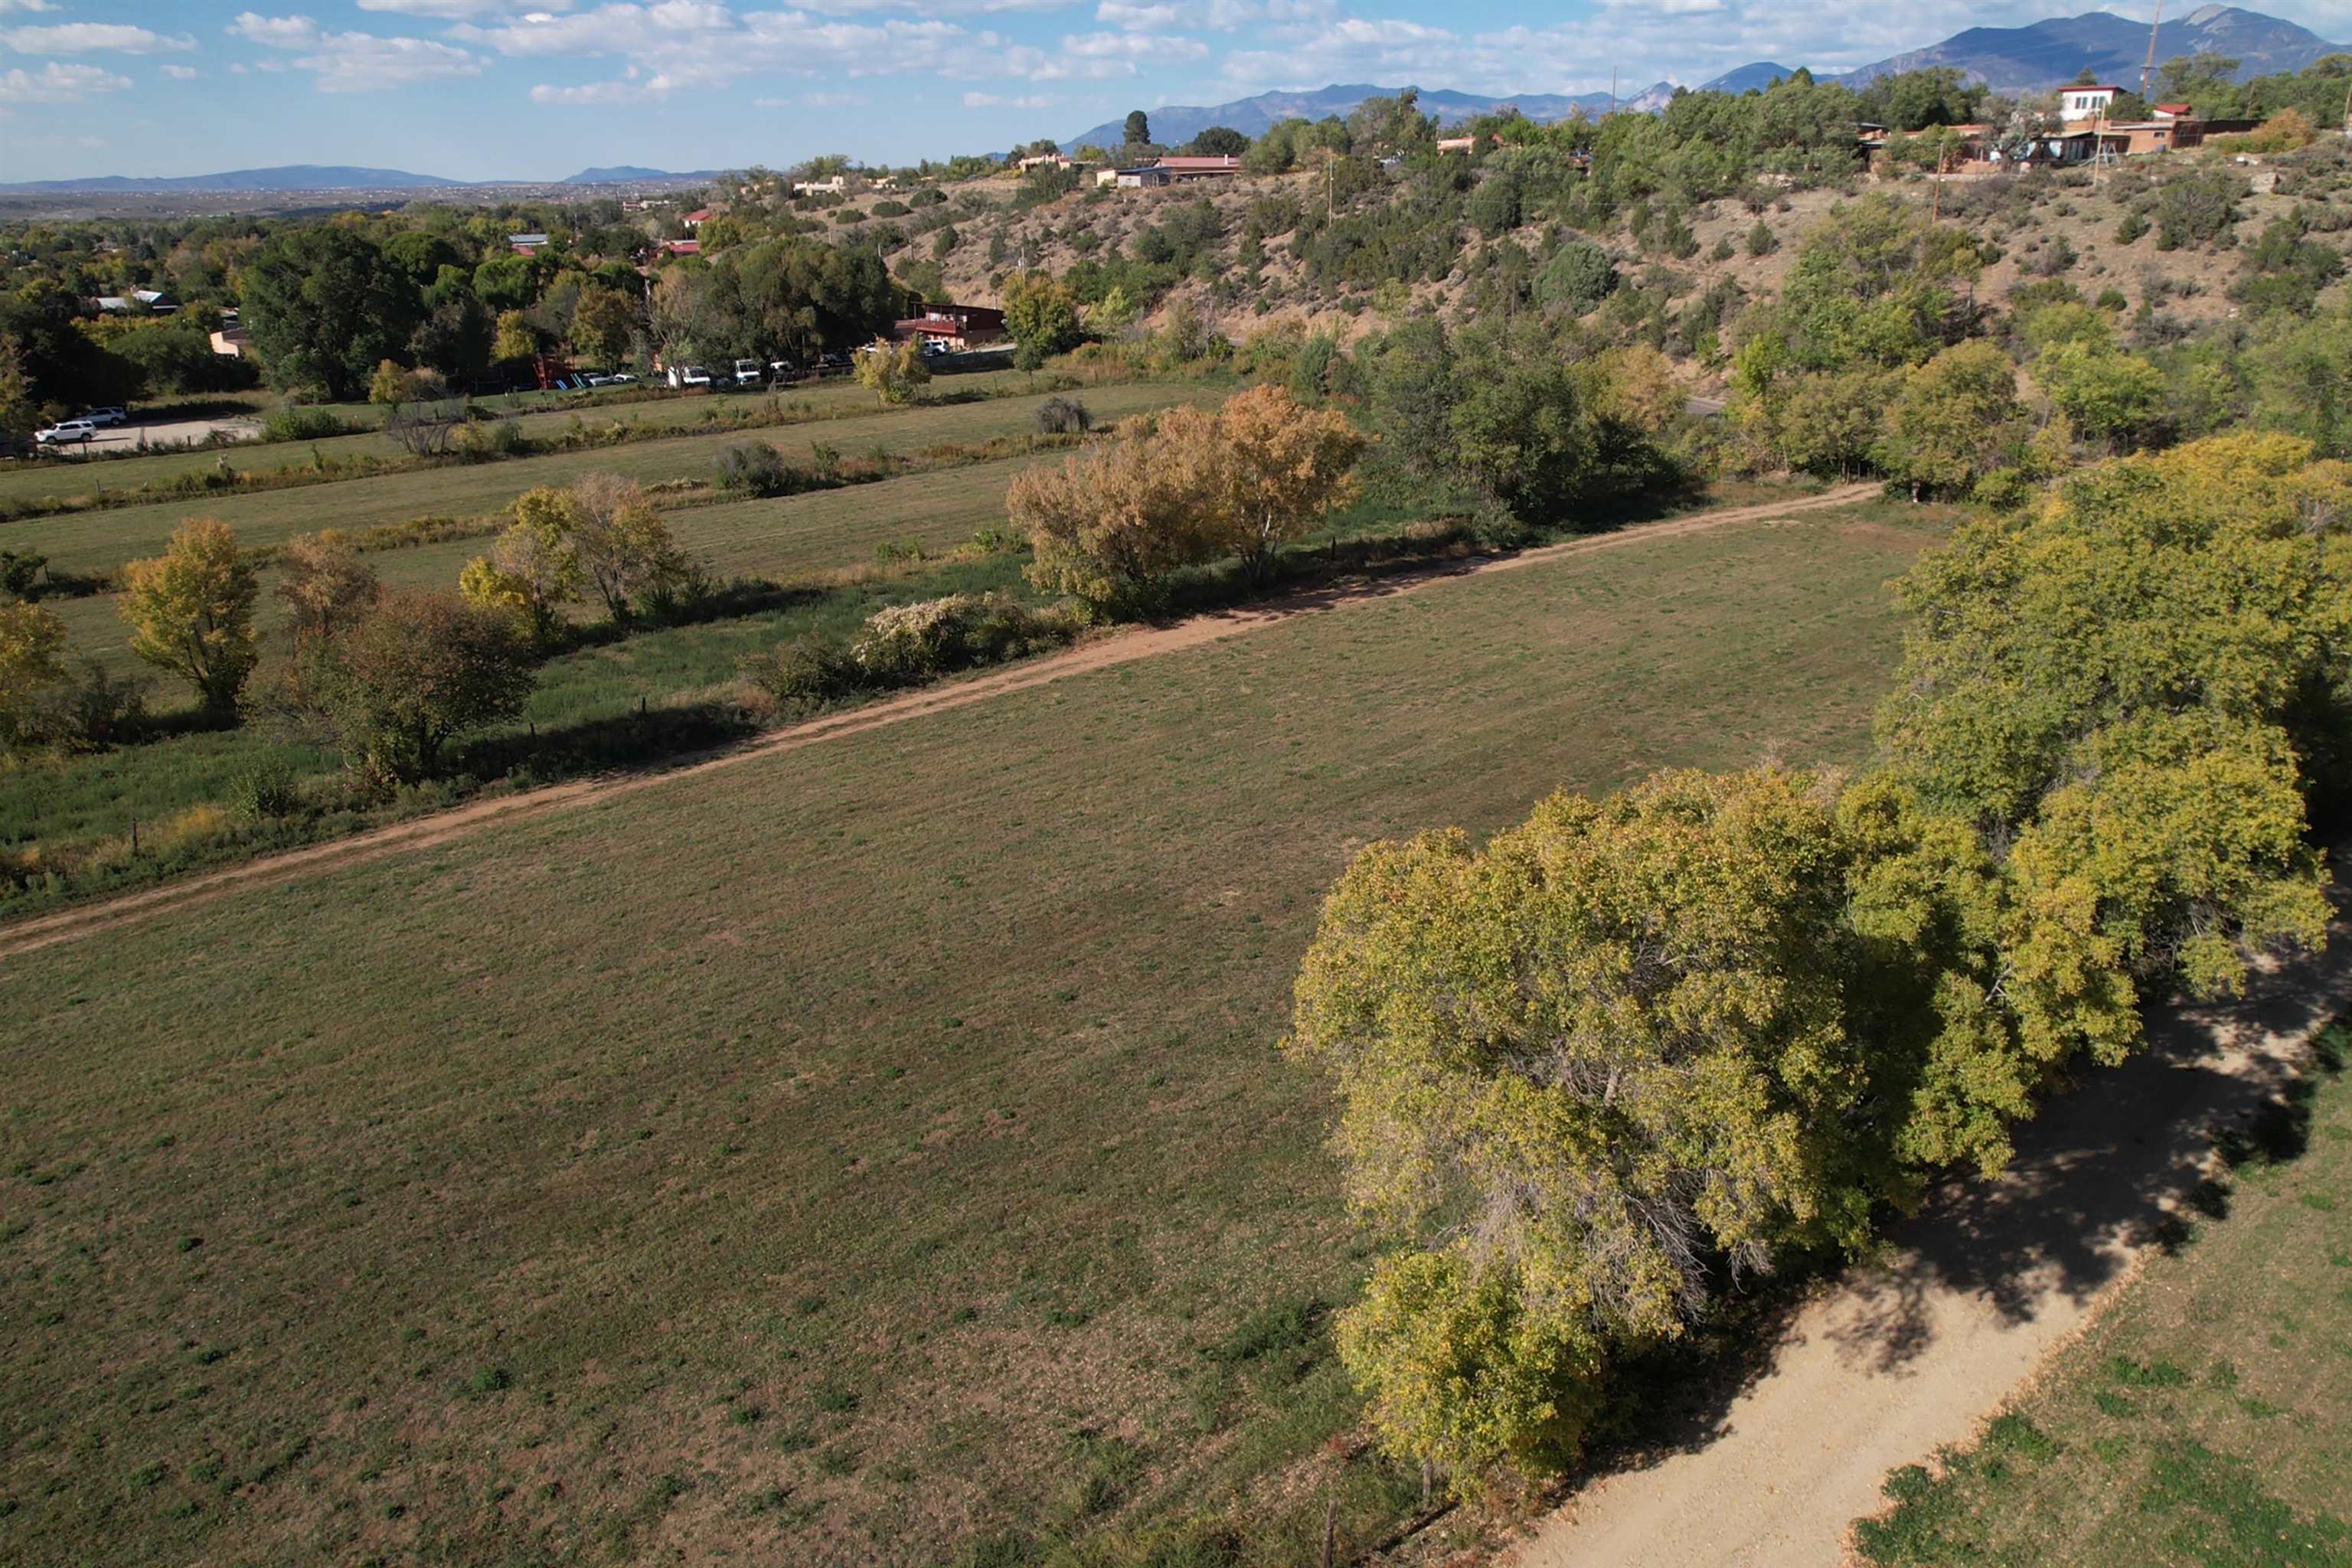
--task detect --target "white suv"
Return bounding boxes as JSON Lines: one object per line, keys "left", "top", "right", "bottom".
{"left": 80, "top": 407, "right": 127, "bottom": 426}
{"left": 36, "top": 419, "right": 97, "bottom": 446}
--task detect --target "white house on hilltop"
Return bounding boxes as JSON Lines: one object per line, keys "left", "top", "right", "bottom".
{"left": 2059, "top": 84, "right": 2121, "bottom": 122}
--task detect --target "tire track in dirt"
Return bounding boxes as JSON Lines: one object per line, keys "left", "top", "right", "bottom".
{"left": 0, "top": 484, "right": 1879, "bottom": 960}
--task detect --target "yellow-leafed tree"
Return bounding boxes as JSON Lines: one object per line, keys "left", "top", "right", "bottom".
{"left": 119, "top": 518, "right": 260, "bottom": 714}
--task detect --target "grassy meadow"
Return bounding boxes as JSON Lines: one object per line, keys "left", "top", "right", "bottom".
{"left": 2, "top": 380, "right": 1227, "bottom": 898}
{"left": 0, "top": 368, "right": 1051, "bottom": 517}
{"left": 0, "top": 498, "right": 1949, "bottom": 1565}
{"left": 2, "top": 379, "right": 1214, "bottom": 583}
{"left": 1854, "top": 1019, "right": 2352, "bottom": 1566}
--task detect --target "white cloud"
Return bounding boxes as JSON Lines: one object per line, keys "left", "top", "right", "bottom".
{"left": 0, "top": 0, "right": 60, "bottom": 11}
{"left": 802, "top": 0, "right": 1067, "bottom": 14}
{"left": 531, "top": 77, "right": 639, "bottom": 100}
{"left": 0, "top": 21, "right": 197, "bottom": 53}
{"left": 160, "top": 63, "right": 201, "bottom": 78}
{"left": 227, "top": 13, "right": 484, "bottom": 90}
{"left": 358, "top": 0, "right": 576, "bottom": 15}
{"left": 1095, "top": 0, "right": 1179, "bottom": 29}
{"left": 0, "top": 60, "right": 132, "bottom": 101}
{"left": 227, "top": 12, "right": 322, "bottom": 46}
{"left": 486, "top": 1, "right": 1041, "bottom": 97}
{"left": 1003, "top": 27, "right": 1206, "bottom": 78}
{"left": 296, "top": 33, "right": 485, "bottom": 89}
{"left": 962, "top": 89, "right": 1052, "bottom": 106}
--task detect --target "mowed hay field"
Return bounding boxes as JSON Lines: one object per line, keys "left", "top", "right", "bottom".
{"left": 0, "top": 368, "right": 1054, "bottom": 517}
{"left": 33, "top": 446, "right": 1096, "bottom": 685}
{"left": 3, "top": 379, "right": 1214, "bottom": 584}
{"left": 0, "top": 502, "right": 1948, "bottom": 1564}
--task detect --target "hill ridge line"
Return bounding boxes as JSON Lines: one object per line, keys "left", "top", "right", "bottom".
{"left": 0, "top": 483, "right": 1875, "bottom": 959}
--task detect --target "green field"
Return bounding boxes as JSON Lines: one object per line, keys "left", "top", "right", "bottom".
{"left": 0, "top": 369, "right": 1049, "bottom": 516}
{"left": 1853, "top": 1020, "right": 2352, "bottom": 1568}
{"left": 31, "top": 446, "right": 1096, "bottom": 685}
{"left": 1, "top": 380, "right": 1210, "bottom": 582}
{"left": 2, "top": 403, "right": 1275, "bottom": 888}
{"left": 0, "top": 500, "right": 1946, "bottom": 1565}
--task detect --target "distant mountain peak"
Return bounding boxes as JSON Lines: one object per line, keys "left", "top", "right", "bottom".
{"left": 1061, "top": 81, "right": 1670, "bottom": 153}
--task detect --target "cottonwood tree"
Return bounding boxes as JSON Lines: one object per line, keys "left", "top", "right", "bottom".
{"left": 569, "top": 473, "right": 684, "bottom": 624}
{"left": 0, "top": 334, "right": 40, "bottom": 442}
{"left": 852, "top": 336, "right": 929, "bottom": 405}
{"left": 1008, "top": 422, "right": 1219, "bottom": 610}
{"left": 323, "top": 590, "right": 535, "bottom": 782}
{"left": 119, "top": 518, "right": 260, "bottom": 714}
{"left": 239, "top": 227, "right": 420, "bottom": 400}
{"left": 1289, "top": 768, "right": 1889, "bottom": 1479}
{"left": 1846, "top": 434, "right": 2350, "bottom": 1161}
{"left": 2037, "top": 343, "right": 2168, "bottom": 454}
{"left": 570, "top": 285, "right": 639, "bottom": 369}
{"left": 1442, "top": 328, "right": 1598, "bottom": 521}
{"left": 1197, "top": 384, "right": 1365, "bottom": 580}
{"left": 1001, "top": 271, "right": 1084, "bottom": 371}
{"left": 492, "top": 309, "right": 542, "bottom": 365}
{"left": 1874, "top": 340, "right": 2021, "bottom": 498}
{"left": 0, "top": 599, "right": 67, "bottom": 747}
{"left": 274, "top": 533, "right": 381, "bottom": 659}
{"left": 1288, "top": 432, "right": 2352, "bottom": 1493}
{"left": 460, "top": 486, "right": 582, "bottom": 643}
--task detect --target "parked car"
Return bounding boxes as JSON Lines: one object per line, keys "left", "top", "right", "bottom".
{"left": 79, "top": 407, "right": 127, "bottom": 426}
{"left": 767, "top": 359, "right": 799, "bottom": 381}
{"left": 35, "top": 419, "right": 97, "bottom": 446}
{"left": 608, "top": 372, "right": 637, "bottom": 384}
{"left": 732, "top": 359, "right": 762, "bottom": 387}
{"left": 920, "top": 339, "right": 949, "bottom": 359}
{"left": 665, "top": 364, "right": 712, "bottom": 389}
{"left": 581, "top": 373, "right": 614, "bottom": 387}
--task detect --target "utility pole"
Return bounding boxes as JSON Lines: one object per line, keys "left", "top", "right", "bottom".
{"left": 2140, "top": 0, "right": 2163, "bottom": 99}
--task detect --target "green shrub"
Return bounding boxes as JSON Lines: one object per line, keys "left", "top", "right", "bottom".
{"left": 456, "top": 416, "right": 526, "bottom": 461}
{"left": 713, "top": 442, "right": 806, "bottom": 498}
{"left": 0, "top": 548, "right": 47, "bottom": 599}
{"left": 1032, "top": 395, "right": 1093, "bottom": 435}
{"left": 1534, "top": 241, "right": 1619, "bottom": 315}
{"left": 225, "top": 763, "right": 301, "bottom": 824}
{"left": 258, "top": 407, "right": 353, "bottom": 442}
{"left": 28, "top": 658, "right": 147, "bottom": 750}
{"left": 2154, "top": 170, "right": 2244, "bottom": 250}
{"left": 851, "top": 593, "right": 1076, "bottom": 688}
{"left": 739, "top": 638, "right": 861, "bottom": 715}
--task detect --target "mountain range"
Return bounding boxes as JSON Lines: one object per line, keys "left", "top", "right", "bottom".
{"left": 1062, "top": 81, "right": 1674, "bottom": 154}
{"left": 1069, "top": 5, "right": 2346, "bottom": 148}
{"left": 0, "top": 164, "right": 717, "bottom": 196}
{"left": 2, "top": 7, "right": 2342, "bottom": 194}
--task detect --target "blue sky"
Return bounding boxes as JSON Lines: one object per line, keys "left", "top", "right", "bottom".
{"left": 1, "top": 0, "right": 2347, "bottom": 181}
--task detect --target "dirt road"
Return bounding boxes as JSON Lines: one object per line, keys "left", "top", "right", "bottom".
{"left": 0, "top": 483, "right": 1877, "bottom": 960}
{"left": 1509, "top": 916, "right": 2352, "bottom": 1568}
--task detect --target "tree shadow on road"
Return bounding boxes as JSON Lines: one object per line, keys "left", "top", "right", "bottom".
{"left": 1560, "top": 884, "right": 2352, "bottom": 1490}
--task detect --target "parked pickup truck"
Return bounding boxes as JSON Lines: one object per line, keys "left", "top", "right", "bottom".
{"left": 35, "top": 419, "right": 97, "bottom": 446}
{"left": 732, "top": 359, "right": 762, "bottom": 387}
{"left": 665, "top": 364, "right": 712, "bottom": 389}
